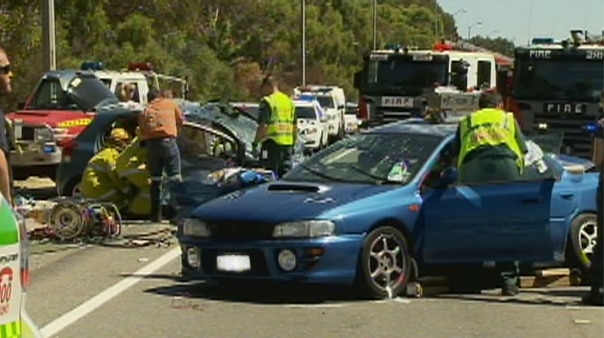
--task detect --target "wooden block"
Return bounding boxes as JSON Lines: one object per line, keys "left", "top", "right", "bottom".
{"left": 535, "top": 268, "right": 569, "bottom": 277}
{"left": 520, "top": 275, "right": 570, "bottom": 288}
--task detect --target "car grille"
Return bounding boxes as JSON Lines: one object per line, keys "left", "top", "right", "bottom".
{"left": 200, "top": 248, "right": 269, "bottom": 276}
{"left": 375, "top": 108, "right": 422, "bottom": 124}
{"left": 18, "top": 126, "right": 36, "bottom": 141}
{"left": 207, "top": 221, "right": 274, "bottom": 241}
{"left": 533, "top": 112, "right": 596, "bottom": 158}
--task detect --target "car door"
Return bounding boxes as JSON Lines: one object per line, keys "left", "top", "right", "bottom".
{"left": 422, "top": 164, "right": 556, "bottom": 265}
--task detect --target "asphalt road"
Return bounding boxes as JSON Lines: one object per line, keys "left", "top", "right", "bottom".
{"left": 22, "top": 224, "right": 603, "bottom": 338}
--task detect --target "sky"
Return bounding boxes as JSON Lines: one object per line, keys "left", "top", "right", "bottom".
{"left": 437, "top": 0, "right": 604, "bottom": 45}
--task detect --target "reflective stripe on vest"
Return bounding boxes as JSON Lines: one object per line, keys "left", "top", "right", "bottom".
{"left": 264, "top": 92, "right": 295, "bottom": 146}
{"left": 0, "top": 321, "right": 21, "bottom": 338}
{"left": 87, "top": 163, "right": 111, "bottom": 173}
{"left": 458, "top": 109, "right": 524, "bottom": 169}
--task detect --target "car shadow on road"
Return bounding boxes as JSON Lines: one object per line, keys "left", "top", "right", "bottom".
{"left": 144, "top": 281, "right": 367, "bottom": 305}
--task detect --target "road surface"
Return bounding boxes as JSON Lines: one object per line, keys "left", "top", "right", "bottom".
{"left": 22, "top": 223, "right": 604, "bottom": 338}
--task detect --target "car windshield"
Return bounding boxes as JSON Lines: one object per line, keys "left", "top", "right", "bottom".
{"left": 296, "top": 106, "right": 316, "bottom": 119}
{"left": 180, "top": 101, "right": 257, "bottom": 147}
{"left": 367, "top": 59, "right": 448, "bottom": 88}
{"left": 283, "top": 132, "right": 442, "bottom": 184}
{"left": 513, "top": 59, "right": 604, "bottom": 102}
{"left": 316, "top": 96, "right": 335, "bottom": 109}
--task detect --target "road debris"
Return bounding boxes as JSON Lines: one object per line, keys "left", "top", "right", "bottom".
{"left": 171, "top": 294, "right": 204, "bottom": 311}
{"left": 573, "top": 319, "right": 592, "bottom": 324}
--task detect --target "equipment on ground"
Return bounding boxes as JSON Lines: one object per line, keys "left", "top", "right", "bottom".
{"left": 47, "top": 198, "right": 122, "bottom": 241}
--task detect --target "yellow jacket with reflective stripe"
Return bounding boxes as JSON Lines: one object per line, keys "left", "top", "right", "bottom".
{"left": 80, "top": 147, "right": 127, "bottom": 200}
{"left": 458, "top": 108, "right": 524, "bottom": 169}
{"left": 263, "top": 92, "right": 296, "bottom": 146}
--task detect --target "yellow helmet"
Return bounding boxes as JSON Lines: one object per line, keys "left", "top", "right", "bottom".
{"left": 110, "top": 128, "right": 130, "bottom": 141}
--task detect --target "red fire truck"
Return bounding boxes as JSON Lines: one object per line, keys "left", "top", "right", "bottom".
{"left": 508, "top": 30, "right": 604, "bottom": 158}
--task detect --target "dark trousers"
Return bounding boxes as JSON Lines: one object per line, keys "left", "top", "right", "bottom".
{"left": 590, "top": 167, "right": 603, "bottom": 295}
{"left": 459, "top": 155, "right": 521, "bottom": 290}
{"left": 145, "top": 137, "right": 182, "bottom": 220}
{"left": 260, "top": 141, "right": 293, "bottom": 178}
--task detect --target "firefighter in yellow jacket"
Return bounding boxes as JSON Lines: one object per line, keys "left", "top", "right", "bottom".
{"left": 115, "top": 133, "right": 152, "bottom": 216}
{"left": 80, "top": 128, "right": 131, "bottom": 208}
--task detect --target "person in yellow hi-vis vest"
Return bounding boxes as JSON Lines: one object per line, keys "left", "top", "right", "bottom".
{"left": 252, "top": 75, "right": 297, "bottom": 177}
{"left": 453, "top": 91, "right": 528, "bottom": 185}
{"left": 80, "top": 128, "right": 132, "bottom": 208}
{"left": 451, "top": 90, "right": 529, "bottom": 297}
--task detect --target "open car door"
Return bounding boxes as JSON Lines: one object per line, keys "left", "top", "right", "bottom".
{"left": 421, "top": 147, "right": 557, "bottom": 265}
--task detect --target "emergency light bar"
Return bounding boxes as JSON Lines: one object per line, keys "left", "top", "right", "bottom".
{"left": 128, "top": 62, "right": 155, "bottom": 72}
{"left": 80, "top": 61, "right": 105, "bottom": 71}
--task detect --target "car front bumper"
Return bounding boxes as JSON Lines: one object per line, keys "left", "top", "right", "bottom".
{"left": 179, "top": 235, "right": 364, "bottom": 285}
{"left": 10, "top": 145, "right": 62, "bottom": 167}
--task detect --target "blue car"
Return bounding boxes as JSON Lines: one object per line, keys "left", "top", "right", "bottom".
{"left": 178, "top": 119, "right": 599, "bottom": 298}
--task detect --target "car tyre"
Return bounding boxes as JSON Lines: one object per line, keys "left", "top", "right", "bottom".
{"left": 569, "top": 213, "right": 598, "bottom": 270}
{"left": 358, "top": 226, "right": 411, "bottom": 299}
{"left": 63, "top": 177, "right": 82, "bottom": 197}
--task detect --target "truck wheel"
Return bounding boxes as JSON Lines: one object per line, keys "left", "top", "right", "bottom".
{"left": 569, "top": 213, "right": 598, "bottom": 270}
{"left": 357, "top": 226, "right": 411, "bottom": 299}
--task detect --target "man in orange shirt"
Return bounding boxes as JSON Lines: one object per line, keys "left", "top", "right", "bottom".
{"left": 138, "top": 89, "right": 184, "bottom": 222}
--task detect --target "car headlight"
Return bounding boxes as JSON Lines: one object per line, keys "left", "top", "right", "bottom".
{"left": 273, "top": 220, "right": 335, "bottom": 238}
{"left": 34, "top": 128, "right": 53, "bottom": 142}
{"left": 183, "top": 218, "right": 211, "bottom": 237}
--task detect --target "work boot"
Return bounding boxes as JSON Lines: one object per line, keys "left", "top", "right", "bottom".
{"left": 501, "top": 285, "right": 519, "bottom": 296}
{"left": 150, "top": 181, "right": 162, "bottom": 223}
{"left": 581, "top": 287, "right": 604, "bottom": 306}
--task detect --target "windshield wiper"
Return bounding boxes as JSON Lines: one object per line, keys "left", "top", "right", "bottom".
{"left": 299, "top": 164, "right": 348, "bottom": 182}
{"left": 350, "top": 165, "right": 400, "bottom": 185}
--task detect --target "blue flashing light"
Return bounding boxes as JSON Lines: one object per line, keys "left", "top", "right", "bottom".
{"left": 43, "top": 145, "right": 55, "bottom": 153}
{"left": 531, "top": 38, "right": 554, "bottom": 45}
{"left": 80, "top": 61, "right": 105, "bottom": 71}
{"left": 584, "top": 122, "right": 603, "bottom": 138}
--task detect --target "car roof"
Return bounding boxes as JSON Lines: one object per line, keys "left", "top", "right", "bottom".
{"left": 294, "top": 100, "right": 316, "bottom": 107}
{"left": 367, "top": 119, "right": 457, "bottom": 138}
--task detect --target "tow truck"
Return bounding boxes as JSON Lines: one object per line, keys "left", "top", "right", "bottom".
{"left": 352, "top": 41, "right": 512, "bottom": 127}
{"left": 6, "top": 61, "right": 188, "bottom": 180}
{"left": 509, "top": 30, "right": 604, "bottom": 159}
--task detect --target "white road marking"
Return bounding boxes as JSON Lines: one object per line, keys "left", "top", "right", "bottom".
{"left": 372, "top": 297, "right": 412, "bottom": 304}
{"left": 40, "top": 247, "right": 181, "bottom": 338}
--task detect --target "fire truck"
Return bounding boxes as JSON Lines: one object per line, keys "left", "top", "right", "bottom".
{"left": 509, "top": 30, "right": 604, "bottom": 159}
{"left": 6, "top": 61, "right": 188, "bottom": 180}
{"left": 352, "top": 41, "right": 512, "bottom": 127}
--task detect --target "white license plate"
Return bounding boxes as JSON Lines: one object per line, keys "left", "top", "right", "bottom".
{"left": 381, "top": 96, "right": 414, "bottom": 108}
{"left": 216, "top": 254, "right": 251, "bottom": 272}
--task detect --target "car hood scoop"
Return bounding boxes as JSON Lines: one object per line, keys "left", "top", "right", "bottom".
{"left": 191, "top": 182, "right": 395, "bottom": 223}
{"left": 267, "top": 183, "right": 329, "bottom": 193}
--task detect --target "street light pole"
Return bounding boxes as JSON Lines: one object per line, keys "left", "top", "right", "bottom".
{"left": 467, "top": 21, "right": 482, "bottom": 40}
{"left": 301, "top": 0, "right": 306, "bottom": 87}
{"left": 42, "top": 0, "right": 56, "bottom": 71}
{"left": 372, "top": 0, "right": 377, "bottom": 50}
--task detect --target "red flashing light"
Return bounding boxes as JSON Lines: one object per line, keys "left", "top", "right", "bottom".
{"left": 434, "top": 43, "right": 453, "bottom": 52}
{"left": 127, "top": 62, "right": 155, "bottom": 72}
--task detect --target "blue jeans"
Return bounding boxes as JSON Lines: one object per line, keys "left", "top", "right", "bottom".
{"left": 146, "top": 137, "right": 182, "bottom": 182}
{"left": 145, "top": 137, "right": 181, "bottom": 220}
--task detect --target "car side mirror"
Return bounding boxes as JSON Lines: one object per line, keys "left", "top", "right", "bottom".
{"left": 439, "top": 167, "right": 458, "bottom": 187}
{"left": 338, "top": 105, "right": 345, "bottom": 110}
{"left": 17, "top": 102, "right": 25, "bottom": 110}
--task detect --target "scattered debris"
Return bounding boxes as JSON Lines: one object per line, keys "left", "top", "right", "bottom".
{"left": 573, "top": 319, "right": 592, "bottom": 325}
{"left": 171, "top": 294, "right": 204, "bottom": 311}
{"left": 137, "top": 257, "right": 149, "bottom": 263}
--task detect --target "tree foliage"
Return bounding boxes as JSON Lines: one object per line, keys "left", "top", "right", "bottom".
{"left": 1, "top": 0, "right": 458, "bottom": 108}
{"left": 467, "top": 36, "right": 516, "bottom": 57}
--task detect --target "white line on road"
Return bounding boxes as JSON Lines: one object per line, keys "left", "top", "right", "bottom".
{"left": 40, "top": 247, "right": 181, "bottom": 338}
